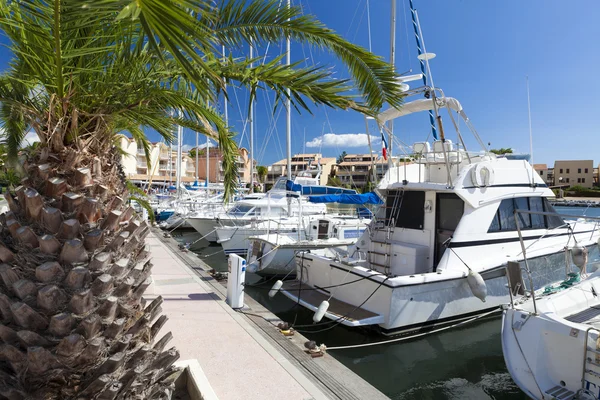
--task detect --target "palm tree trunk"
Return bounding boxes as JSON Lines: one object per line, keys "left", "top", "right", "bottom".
{"left": 0, "top": 146, "right": 178, "bottom": 399}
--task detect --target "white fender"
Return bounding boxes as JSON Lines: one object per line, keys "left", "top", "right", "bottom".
{"left": 467, "top": 270, "right": 487, "bottom": 302}
{"left": 268, "top": 280, "right": 283, "bottom": 298}
{"left": 313, "top": 300, "right": 330, "bottom": 323}
{"left": 571, "top": 244, "right": 588, "bottom": 272}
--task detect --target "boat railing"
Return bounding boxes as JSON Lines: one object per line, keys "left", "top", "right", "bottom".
{"left": 507, "top": 209, "right": 600, "bottom": 314}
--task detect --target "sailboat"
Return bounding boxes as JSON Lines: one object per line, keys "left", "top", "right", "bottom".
{"left": 501, "top": 210, "right": 600, "bottom": 400}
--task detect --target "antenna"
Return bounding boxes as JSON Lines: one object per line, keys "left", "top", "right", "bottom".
{"left": 526, "top": 76, "right": 535, "bottom": 186}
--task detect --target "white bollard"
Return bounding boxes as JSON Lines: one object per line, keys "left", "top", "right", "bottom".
{"left": 227, "top": 254, "right": 246, "bottom": 309}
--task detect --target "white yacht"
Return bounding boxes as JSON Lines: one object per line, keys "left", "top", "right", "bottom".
{"left": 187, "top": 175, "right": 354, "bottom": 243}
{"left": 185, "top": 192, "right": 265, "bottom": 242}
{"left": 502, "top": 211, "right": 600, "bottom": 400}
{"left": 275, "top": 91, "right": 600, "bottom": 336}
{"left": 246, "top": 215, "right": 371, "bottom": 277}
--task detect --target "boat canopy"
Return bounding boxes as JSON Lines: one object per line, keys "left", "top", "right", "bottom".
{"left": 307, "top": 192, "right": 383, "bottom": 205}
{"left": 285, "top": 180, "right": 356, "bottom": 195}
{"left": 377, "top": 97, "right": 464, "bottom": 123}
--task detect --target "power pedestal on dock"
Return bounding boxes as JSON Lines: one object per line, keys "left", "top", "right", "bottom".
{"left": 227, "top": 254, "right": 246, "bottom": 309}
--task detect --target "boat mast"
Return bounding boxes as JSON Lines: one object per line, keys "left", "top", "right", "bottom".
{"left": 205, "top": 133, "right": 210, "bottom": 199}
{"left": 249, "top": 43, "right": 255, "bottom": 194}
{"left": 286, "top": 0, "right": 292, "bottom": 217}
{"left": 195, "top": 132, "right": 198, "bottom": 184}
{"left": 387, "top": 0, "right": 396, "bottom": 169}
{"left": 176, "top": 110, "right": 183, "bottom": 195}
{"left": 286, "top": 0, "right": 292, "bottom": 183}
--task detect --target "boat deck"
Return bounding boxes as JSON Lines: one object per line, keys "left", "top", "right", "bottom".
{"left": 566, "top": 306, "right": 600, "bottom": 324}
{"left": 281, "top": 281, "right": 381, "bottom": 323}
{"left": 545, "top": 385, "right": 575, "bottom": 400}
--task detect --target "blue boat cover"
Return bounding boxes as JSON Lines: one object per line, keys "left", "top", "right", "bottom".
{"left": 308, "top": 192, "right": 383, "bottom": 205}
{"left": 285, "top": 180, "right": 357, "bottom": 195}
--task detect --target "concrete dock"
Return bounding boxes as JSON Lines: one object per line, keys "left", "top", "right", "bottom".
{"left": 146, "top": 229, "right": 389, "bottom": 400}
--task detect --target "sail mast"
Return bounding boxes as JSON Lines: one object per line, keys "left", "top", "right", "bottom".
{"left": 387, "top": 0, "right": 396, "bottom": 168}
{"left": 286, "top": 0, "right": 292, "bottom": 182}
{"left": 249, "top": 43, "right": 255, "bottom": 194}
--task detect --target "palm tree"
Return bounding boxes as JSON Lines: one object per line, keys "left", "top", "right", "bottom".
{"left": 256, "top": 166, "right": 268, "bottom": 183}
{"left": 0, "top": 0, "right": 403, "bottom": 397}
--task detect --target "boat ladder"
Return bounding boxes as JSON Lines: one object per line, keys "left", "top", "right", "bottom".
{"left": 581, "top": 327, "right": 600, "bottom": 398}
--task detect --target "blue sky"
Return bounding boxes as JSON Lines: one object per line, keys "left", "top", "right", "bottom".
{"left": 2, "top": 0, "right": 599, "bottom": 168}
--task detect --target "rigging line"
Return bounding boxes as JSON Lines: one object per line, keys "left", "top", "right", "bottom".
{"left": 351, "top": 0, "right": 368, "bottom": 43}
{"left": 366, "top": 0, "right": 372, "bottom": 52}
{"left": 231, "top": 84, "right": 250, "bottom": 148}
{"left": 344, "top": 0, "right": 364, "bottom": 38}
{"left": 401, "top": 0, "right": 412, "bottom": 71}
{"left": 257, "top": 90, "right": 285, "bottom": 162}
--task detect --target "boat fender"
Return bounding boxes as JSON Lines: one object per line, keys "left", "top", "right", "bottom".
{"left": 313, "top": 300, "right": 330, "bottom": 323}
{"left": 268, "top": 280, "right": 283, "bottom": 298}
{"left": 467, "top": 270, "right": 487, "bottom": 302}
{"left": 247, "top": 263, "right": 259, "bottom": 273}
{"left": 571, "top": 244, "right": 588, "bottom": 272}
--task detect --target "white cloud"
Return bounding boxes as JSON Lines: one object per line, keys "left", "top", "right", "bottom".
{"left": 197, "top": 141, "right": 216, "bottom": 149}
{"left": 22, "top": 131, "right": 40, "bottom": 146}
{"left": 181, "top": 144, "right": 193, "bottom": 152}
{"left": 306, "top": 133, "right": 380, "bottom": 148}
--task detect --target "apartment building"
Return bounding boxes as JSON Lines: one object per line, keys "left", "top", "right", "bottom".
{"left": 335, "top": 154, "right": 397, "bottom": 189}
{"left": 193, "top": 147, "right": 254, "bottom": 185}
{"left": 553, "top": 160, "right": 594, "bottom": 188}
{"left": 533, "top": 164, "right": 554, "bottom": 186}
{"left": 266, "top": 154, "right": 336, "bottom": 186}
{"left": 117, "top": 136, "right": 196, "bottom": 184}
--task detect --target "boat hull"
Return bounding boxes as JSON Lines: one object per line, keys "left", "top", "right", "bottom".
{"left": 186, "top": 217, "right": 222, "bottom": 243}
{"left": 281, "top": 240, "right": 600, "bottom": 336}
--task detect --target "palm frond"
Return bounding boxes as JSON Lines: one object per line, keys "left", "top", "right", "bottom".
{"left": 210, "top": 0, "right": 403, "bottom": 111}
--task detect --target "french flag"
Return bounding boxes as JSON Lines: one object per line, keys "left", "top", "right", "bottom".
{"left": 381, "top": 132, "right": 388, "bottom": 160}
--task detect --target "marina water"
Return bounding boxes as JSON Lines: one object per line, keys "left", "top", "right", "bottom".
{"left": 173, "top": 206, "right": 600, "bottom": 399}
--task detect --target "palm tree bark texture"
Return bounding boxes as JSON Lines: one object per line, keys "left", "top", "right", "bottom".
{"left": 0, "top": 139, "right": 177, "bottom": 398}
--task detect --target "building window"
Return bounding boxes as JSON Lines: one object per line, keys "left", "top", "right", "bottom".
{"left": 577, "top": 178, "right": 581, "bottom": 183}
{"left": 585, "top": 168, "right": 589, "bottom": 173}
{"left": 566, "top": 169, "right": 570, "bottom": 173}
{"left": 566, "top": 178, "right": 570, "bottom": 183}
{"left": 582, "top": 178, "right": 586, "bottom": 183}
{"left": 560, "top": 168, "right": 563, "bottom": 173}
{"left": 578, "top": 168, "right": 582, "bottom": 173}
{"left": 539, "top": 171, "right": 544, "bottom": 175}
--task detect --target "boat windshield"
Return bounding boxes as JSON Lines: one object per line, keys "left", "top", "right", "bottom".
{"left": 227, "top": 204, "right": 255, "bottom": 217}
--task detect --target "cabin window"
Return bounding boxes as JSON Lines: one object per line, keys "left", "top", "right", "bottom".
{"left": 488, "top": 197, "right": 564, "bottom": 232}
{"left": 227, "top": 205, "right": 255, "bottom": 216}
{"left": 318, "top": 220, "right": 329, "bottom": 239}
{"left": 529, "top": 198, "right": 545, "bottom": 229}
{"left": 386, "top": 190, "right": 425, "bottom": 230}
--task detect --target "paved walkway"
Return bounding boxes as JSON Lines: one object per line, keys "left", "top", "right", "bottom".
{"left": 145, "top": 233, "right": 325, "bottom": 400}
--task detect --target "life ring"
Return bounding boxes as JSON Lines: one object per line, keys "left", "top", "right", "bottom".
{"left": 470, "top": 163, "right": 495, "bottom": 187}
